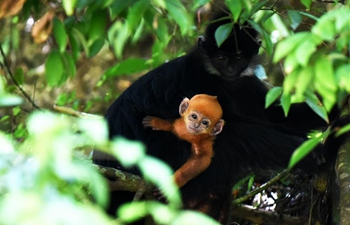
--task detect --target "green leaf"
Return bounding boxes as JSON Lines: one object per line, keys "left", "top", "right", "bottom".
{"left": 104, "top": 58, "right": 149, "bottom": 77}
{"left": 53, "top": 18, "right": 67, "bottom": 53}
{"left": 61, "top": 52, "right": 76, "bottom": 78}
{"left": 299, "top": 12, "right": 319, "bottom": 21}
{"left": 312, "top": 17, "right": 336, "bottom": 41}
{"left": 300, "top": 0, "right": 312, "bottom": 9}
{"left": 295, "top": 67, "right": 313, "bottom": 97}
{"left": 71, "top": 28, "right": 89, "bottom": 57}
{"left": 314, "top": 55, "right": 337, "bottom": 111}
{"left": 68, "top": 31, "right": 80, "bottom": 61}
{"left": 304, "top": 90, "right": 329, "bottom": 123}
{"left": 214, "top": 23, "right": 233, "bottom": 48}
{"left": 336, "top": 124, "right": 350, "bottom": 137}
{"left": 287, "top": 10, "right": 302, "bottom": 30}
{"left": 227, "top": 0, "right": 242, "bottom": 22}
{"left": 45, "top": 50, "right": 65, "bottom": 86}
{"left": 262, "top": 30, "right": 273, "bottom": 55}
{"left": 281, "top": 93, "right": 291, "bottom": 116}
{"left": 336, "top": 64, "right": 350, "bottom": 92}
{"left": 88, "top": 10, "right": 107, "bottom": 43}
{"left": 88, "top": 37, "right": 105, "bottom": 58}
{"left": 165, "top": 0, "right": 190, "bottom": 35}
{"left": 109, "top": 0, "right": 129, "bottom": 19}
{"left": 271, "top": 13, "right": 289, "bottom": 37}
{"left": 273, "top": 32, "right": 309, "bottom": 62}
{"left": 265, "top": 87, "right": 282, "bottom": 108}
{"left": 112, "top": 137, "right": 146, "bottom": 167}
{"left": 192, "top": 0, "right": 211, "bottom": 10}
{"left": 62, "top": 0, "right": 77, "bottom": 16}
{"left": 288, "top": 135, "right": 322, "bottom": 169}
{"left": 127, "top": 0, "right": 148, "bottom": 30}
{"left": 14, "top": 68, "right": 24, "bottom": 85}
{"left": 283, "top": 69, "right": 299, "bottom": 94}
{"left": 154, "top": 17, "right": 169, "bottom": 44}
{"left": 294, "top": 34, "right": 320, "bottom": 67}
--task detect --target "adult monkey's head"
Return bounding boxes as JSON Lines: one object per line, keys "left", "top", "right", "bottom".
{"left": 198, "top": 13, "right": 261, "bottom": 81}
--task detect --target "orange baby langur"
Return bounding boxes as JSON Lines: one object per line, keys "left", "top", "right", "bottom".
{"left": 142, "top": 94, "right": 224, "bottom": 188}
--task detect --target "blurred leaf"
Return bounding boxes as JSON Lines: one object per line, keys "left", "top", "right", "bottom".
{"left": 126, "top": 0, "right": 148, "bottom": 30}
{"left": 71, "top": 28, "right": 89, "bottom": 57}
{"left": 300, "top": 0, "right": 312, "bottom": 9}
{"left": 283, "top": 69, "right": 299, "bottom": 94}
{"left": 112, "top": 137, "right": 146, "bottom": 167}
{"left": 265, "top": 87, "right": 282, "bottom": 108}
{"left": 31, "top": 11, "right": 54, "bottom": 44}
{"left": 287, "top": 10, "right": 302, "bottom": 30}
{"left": 0, "top": 0, "right": 26, "bottom": 18}
{"left": 67, "top": 31, "right": 80, "bottom": 61}
{"left": 336, "top": 64, "right": 350, "bottom": 92}
{"left": 104, "top": 58, "right": 149, "bottom": 77}
{"left": 165, "top": 0, "right": 190, "bottom": 35}
{"left": 14, "top": 67, "right": 24, "bottom": 85}
{"left": 314, "top": 55, "right": 337, "bottom": 111}
{"left": 262, "top": 30, "right": 273, "bottom": 55}
{"left": 281, "top": 93, "right": 291, "bottom": 116}
{"left": 61, "top": 52, "right": 76, "bottom": 78}
{"left": 173, "top": 211, "right": 221, "bottom": 225}
{"left": 251, "top": 0, "right": 269, "bottom": 15}
{"left": 88, "top": 10, "right": 107, "bottom": 43}
{"left": 155, "top": 17, "right": 169, "bottom": 44}
{"left": 0, "top": 132, "right": 15, "bottom": 154}
{"left": 78, "top": 116, "right": 108, "bottom": 145}
{"left": 131, "top": 18, "right": 145, "bottom": 44}
{"left": 62, "top": 0, "right": 77, "bottom": 16}
{"left": 109, "top": 0, "right": 130, "bottom": 20}
{"left": 312, "top": 16, "right": 336, "bottom": 41}
{"left": 53, "top": 17, "right": 68, "bottom": 53}
{"left": 270, "top": 13, "right": 289, "bottom": 38}
{"left": 289, "top": 135, "right": 322, "bottom": 169}
{"left": 304, "top": 90, "right": 329, "bottom": 123}
{"left": 88, "top": 37, "right": 105, "bottom": 58}
{"left": 336, "top": 124, "right": 350, "bottom": 137}
{"left": 227, "top": 0, "right": 242, "bottom": 22}
{"left": 45, "top": 49, "right": 65, "bottom": 86}
{"left": 192, "top": 0, "right": 210, "bottom": 9}
{"left": 214, "top": 23, "right": 233, "bottom": 48}
{"left": 274, "top": 32, "right": 308, "bottom": 62}
{"left": 294, "top": 34, "right": 321, "bottom": 67}
{"left": 295, "top": 67, "right": 313, "bottom": 97}
{"left": 0, "top": 94, "right": 23, "bottom": 107}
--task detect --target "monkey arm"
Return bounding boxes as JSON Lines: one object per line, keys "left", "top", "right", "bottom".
{"left": 174, "top": 143, "right": 213, "bottom": 188}
{"left": 142, "top": 116, "right": 173, "bottom": 131}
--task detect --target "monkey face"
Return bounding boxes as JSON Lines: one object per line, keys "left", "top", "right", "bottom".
{"left": 186, "top": 111, "right": 211, "bottom": 135}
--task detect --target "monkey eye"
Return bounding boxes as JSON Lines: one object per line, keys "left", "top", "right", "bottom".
{"left": 191, "top": 114, "right": 198, "bottom": 119}
{"left": 201, "top": 120, "right": 209, "bottom": 127}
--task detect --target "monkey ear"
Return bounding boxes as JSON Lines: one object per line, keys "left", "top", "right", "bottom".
{"left": 179, "top": 98, "right": 190, "bottom": 115}
{"left": 211, "top": 119, "right": 224, "bottom": 136}
{"left": 198, "top": 36, "right": 206, "bottom": 48}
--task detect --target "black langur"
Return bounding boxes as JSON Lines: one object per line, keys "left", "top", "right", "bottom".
{"left": 93, "top": 11, "right": 332, "bottom": 224}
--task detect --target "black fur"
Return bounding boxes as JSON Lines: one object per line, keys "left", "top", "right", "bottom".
{"left": 93, "top": 14, "right": 330, "bottom": 224}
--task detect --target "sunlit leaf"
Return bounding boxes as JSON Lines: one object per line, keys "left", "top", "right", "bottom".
{"left": 274, "top": 32, "right": 309, "bottom": 62}
{"left": 127, "top": 0, "right": 148, "bottom": 30}
{"left": 271, "top": 13, "right": 289, "bottom": 38}
{"left": 173, "top": 210, "right": 220, "bottom": 225}
{"left": 62, "top": 0, "right": 77, "bottom": 16}
{"left": 112, "top": 137, "right": 146, "bottom": 167}
{"left": 214, "top": 23, "right": 233, "bottom": 48}
{"left": 283, "top": 69, "right": 299, "bottom": 94}
{"left": 295, "top": 67, "right": 313, "bottom": 97}
{"left": 265, "top": 87, "right": 282, "bottom": 108}
{"left": 109, "top": 0, "right": 129, "bottom": 20}
{"left": 192, "top": 0, "right": 210, "bottom": 10}
{"left": 88, "top": 10, "right": 107, "bottom": 43}
{"left": 336, "top": 124, "right": 350, "bottom": 137}
{"left": 336, "top": 64, "right": 350, "bottom": 92}
{"left": 0, "top": 94, "right": 23, "bottom": 107}
{"left": 312, "top": 16, "right": 336, "bottom": 41}
{"left": 288, "top": 135, "right": 322, "bottom": 169}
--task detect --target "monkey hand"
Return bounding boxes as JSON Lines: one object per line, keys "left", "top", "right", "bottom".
{"left": 142, "top": 116, "right": 159, "bottom": 129}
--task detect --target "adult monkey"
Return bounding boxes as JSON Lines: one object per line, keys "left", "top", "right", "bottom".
{"left": 93, "top": 10, "right": 329, "bottom": 224}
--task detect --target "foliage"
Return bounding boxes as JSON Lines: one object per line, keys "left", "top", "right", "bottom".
{"left": 0, "top": 0, "right": 349, "bottom": 224}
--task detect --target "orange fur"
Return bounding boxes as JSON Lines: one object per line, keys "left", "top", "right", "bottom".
{"left": 143, "top": 94, "right": 224, "bottom": 188}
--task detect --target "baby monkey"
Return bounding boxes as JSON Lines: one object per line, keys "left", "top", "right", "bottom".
{"left": 143, "top": 94, "right": 224, "bottom": 188}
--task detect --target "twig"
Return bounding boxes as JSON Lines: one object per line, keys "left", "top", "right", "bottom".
{"left": 53, "top": 105, "right": 101, "bottom": 118}
{"left": 0, "top": 44, "right": 41, "bottom": 110}
{"left": 233, "top": 168, "right": 291, "bottom": 205}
